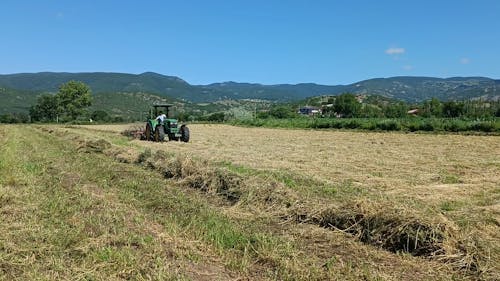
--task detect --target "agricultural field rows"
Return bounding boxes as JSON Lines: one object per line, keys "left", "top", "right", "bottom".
{"left": 1, "top": 123, "right": 499, "bottom": 280}
{"left": 76, "top": 124, "right": 499, "bottom": 205}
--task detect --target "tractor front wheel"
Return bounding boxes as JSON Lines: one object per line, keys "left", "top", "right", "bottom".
{"left": 154, "top": 125, "right": 165, "bottom": 142}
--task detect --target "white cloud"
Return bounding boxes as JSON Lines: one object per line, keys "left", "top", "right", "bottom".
{"left": 460, "top": 58, "right": 470, "bottom": 64}
{"left": 385, "top": 47, "right": 405, "bottom": 55}
{"left": 402, "top": 65, "right": 413, "bottom": 71}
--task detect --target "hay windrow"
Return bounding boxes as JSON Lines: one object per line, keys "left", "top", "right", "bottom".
{"left": 37, "top": 126, "right": 497, "bottom": 278}
{"left": 287, "top": 200, "right": 490, "bottom": 275}
{"left": 136, "top": 149, "right": 245, "bottom": 203}
{"left": 76, "top": 139, "right": 112, "bottom": 153}
{"left": 110, "top": 143, "right": 481, "bottom": 275}
{"left": 135, "top": 149, "right": 298, "bottom": 209}
{"left": 317, "top": 206, "right": 446, "bottom": 257}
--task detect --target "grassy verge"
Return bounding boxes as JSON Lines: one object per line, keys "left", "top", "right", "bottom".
{"left": 0, "top": 125, "right": 311, "bottom": 280}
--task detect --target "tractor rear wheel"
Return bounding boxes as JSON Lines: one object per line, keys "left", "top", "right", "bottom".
{"left": 145, "top": 123, "right": 153, "bottom": 141}
{"left": 154, "top": 125, "right": 165, "bottom": 142}
{"left": 180, "top": 126, "right": 190, "bottom": 142}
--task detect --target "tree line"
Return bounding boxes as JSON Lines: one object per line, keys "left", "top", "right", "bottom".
{"left": 0, "top": 81, "right": 124, "bottom": 123}
{"left": 0, "top": 81, "right": 92, "bottom": 123}
{"left": 29, "top": 81, "right": 92, "bottom": 122}
{"left": 256, "top": 93, "right": 500, "bottom": 119}
{"left": 1, "top": 87, "right": 499, "bottom": 124}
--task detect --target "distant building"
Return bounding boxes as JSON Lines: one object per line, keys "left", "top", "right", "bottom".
{"left": 298, "top": 106, "right": 322, "bottom": 116}
{"left": 355, "top": 95, "right": 366, "bottom": 103}
{"left": 407, "top": 109, "right": 419, "bottom": 115}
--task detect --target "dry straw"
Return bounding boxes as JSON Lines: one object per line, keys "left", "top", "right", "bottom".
{"left": 43, "top": 124, "right": 499, "bottom": 279}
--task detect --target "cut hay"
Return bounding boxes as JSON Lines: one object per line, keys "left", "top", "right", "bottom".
{"left": 137, "top": 150, "right": 243, "bottom": 204}
{"left": 288, "top": 199, "right": 490, "bottom": 275}
{"left": 104, "top": 147, "right": 141, "bottom": 164}
{"left": 316, "top": 205, "right": 446, "bottom": 256}
{"left": 36, "top": 125, "right": 498, "bottom": 278}
{"left": 135, "top": 149, "right": 299, "bottom": 210}
{"left": 76, "top": 139, "right": 111, "bottom": 153}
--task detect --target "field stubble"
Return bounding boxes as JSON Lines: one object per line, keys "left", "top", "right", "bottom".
{"left": 48, "top": 124, "right": 500, "bottom": 279}
{"left": 80, "top": 124, "right": 499, "bottom": 203}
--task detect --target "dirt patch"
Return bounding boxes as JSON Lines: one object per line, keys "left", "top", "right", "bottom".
{"left": 181, "top": 260, "right": 239, "bottom": 281}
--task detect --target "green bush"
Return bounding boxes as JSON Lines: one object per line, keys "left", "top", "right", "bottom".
{"left": 468, "top": 121, "right": 496, "bottom": 132}
{"left": 376, "top": 120, "right": 401, "bottom": 131}
{"left": 360, "top": 120, "right": 377, "bottom": 130}
{"left": 443, "top": 120, "right": 467, "bottom": 132}
{"left": 230, "top": 117, "right": 499, "bottom": 133}
{"left": 342, "top": 119, "right": 361, "bottom": 129}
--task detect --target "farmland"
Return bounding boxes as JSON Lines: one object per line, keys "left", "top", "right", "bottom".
{"left": 1, "top": 123, "right": 499, "bottom": 280}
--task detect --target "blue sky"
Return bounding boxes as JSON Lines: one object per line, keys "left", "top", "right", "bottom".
{"left": 1, "top": 0, "right": 499, "bottom": 85}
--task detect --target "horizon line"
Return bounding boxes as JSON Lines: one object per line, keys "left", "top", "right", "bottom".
{"left": 0, "top": 71, "right": 497, "bottom": 87}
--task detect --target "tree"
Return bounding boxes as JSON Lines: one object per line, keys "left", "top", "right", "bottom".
{"left": 30, "top": 94, "right": 60, "bottom": 122}
{"left": 384, "top": 102, "right": 408, "bottom": 118}
{"left": 359, "top": 104, "right": 383, "bottom": 118}
{"left": 0, "top": 113, "right": 29, "bottom": 123}
{"left": 57, "top": 81, "right": 92, "bottom": 120}
{"left": 269, "top": 106, "right": 294, "bottom": 119}
{"left": 256, "top": 111, "right": 270, "bottom": 119}
{"left": 29, "top": 81, "right": 92, "bottom": 122}
{"left": 334, "top": 93, "right": 361, "bottom": 118}
{"left": 205, "top": 112, "right": 225, "bottom": 122}
{"left": 90, "top": 110, "right": 111, "bottom": 122}
{"left": 442, "top": 101, "right": 464, "bottom": 118}
{"left": 176, "top": 112, "right": 192, "bottom": 122}
{"left": 421, "top": 98, "right": 442, "bottom": 117}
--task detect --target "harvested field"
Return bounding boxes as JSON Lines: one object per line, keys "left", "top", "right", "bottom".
{"left": 3, "top": 123, "right": 498, "bottom": 280}
{"left": 78, "top": 124, "right": 500, "bottom": 202}
{"left": 77, "top": 124, "right": 500, "bottom": 275}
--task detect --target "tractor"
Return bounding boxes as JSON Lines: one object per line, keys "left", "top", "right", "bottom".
{"left": 144, "top": 104, "right": 189, "bottom": 142}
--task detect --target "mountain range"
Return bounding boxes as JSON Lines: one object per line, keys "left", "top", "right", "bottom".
{"left": 0, "top": 72, "right": 499, "bottom": 114}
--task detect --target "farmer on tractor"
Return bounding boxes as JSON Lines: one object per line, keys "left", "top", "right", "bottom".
{"left": 144, "top": 104, "right": 190, "bottom": 142}
{"left": 156, "top": 112, "right": 167, "bottom": 123}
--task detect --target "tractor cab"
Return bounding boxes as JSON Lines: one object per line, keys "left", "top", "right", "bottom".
{"left": 145, "top": 104, "right": 189, "bottom": 142}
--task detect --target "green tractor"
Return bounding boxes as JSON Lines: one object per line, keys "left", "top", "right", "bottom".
{"left": 144, "top": 104, "right": 190, "bottom": 142}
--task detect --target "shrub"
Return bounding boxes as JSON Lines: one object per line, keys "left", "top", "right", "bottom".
{"left": 343, "top": 119, "right": 362, "bottom": 129}
{"left": 230, "top": 117, "right": 499, "bottom": 133}
{"left": 376, "top": 120, "right": 401, "bottom": 131}
{"left": 468, "top": 121, "right": 495, "bottom": 132}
